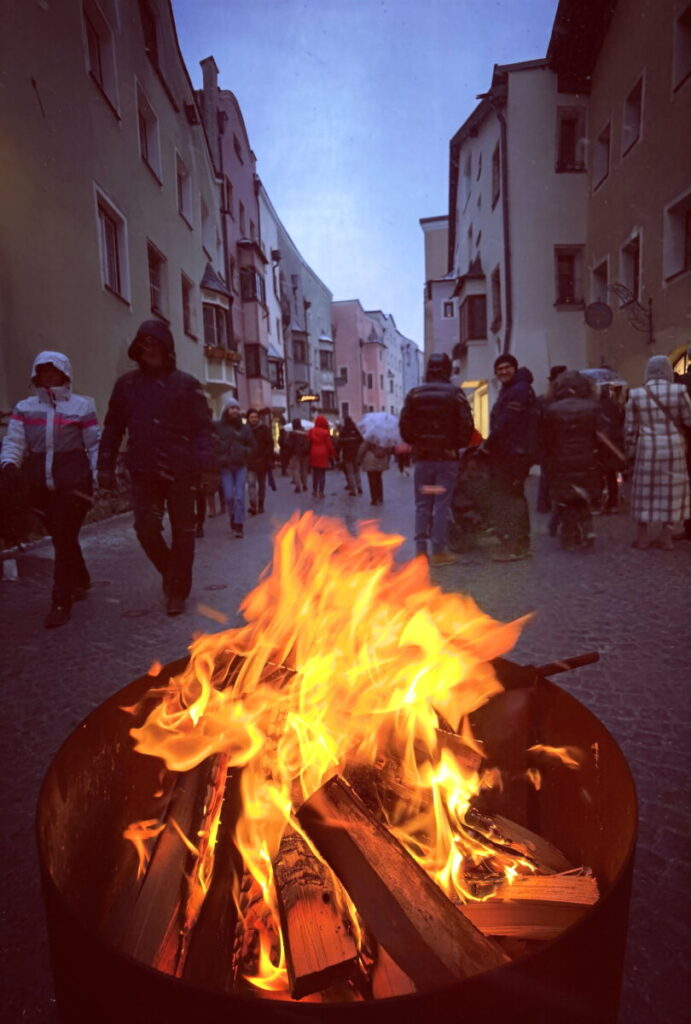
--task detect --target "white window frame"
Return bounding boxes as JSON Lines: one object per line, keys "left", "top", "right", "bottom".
{"left": 136, "top": 82, "right": 161, "bottom": 180}
{"left": 82, "top": 1, "right": 119, "bottom": 113}
{"left": 592, "top": 121, "right": 611, "bottom": 190}
{"left": 621, "top": 74, "right": 644, "bottom": 157}
{"left": 619, "top": 231, "right": 642, "bottom": 304}
{"left": 147, "top": 240, "right": 167, "bottom": 317}
{"left": 663, "top": 191, "right": 691, "bottom": 281}
{"left": 554, "top": 245, "right": 585, "bottom": 307}
{"left": 442, "top": 300, "right": 455, "bottom": 319}
{"left": 181, "top": 273, "right": 196, "bottom": 338}
{"left": 94, "top": 185, "right": 129, "bottom": 300}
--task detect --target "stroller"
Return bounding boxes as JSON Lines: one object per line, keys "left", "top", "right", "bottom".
{"left": 447, "top": 446, "right": 494, "bottom": 552}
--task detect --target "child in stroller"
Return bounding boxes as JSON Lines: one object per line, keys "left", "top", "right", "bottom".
{"left": 447, "top": 443, "right": 493, "bottom": 552}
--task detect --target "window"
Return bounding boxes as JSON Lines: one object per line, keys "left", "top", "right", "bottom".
{"left": 388, "top": 377, "right": 393, "bottom": 393}
{"left": 467, "top": 226, "right": 473, "bottom": 265}
{"left": 147, "top": 242, "right": 167, "bottom": 316}
{"left": 367, "top": 373, "right": 373, "bottom": 390}
{"left": 622, "top": 78, "right": 643, "bottom": 155}
{"left": 591, "top": 259, "right": 609, "bottom": 303}
{"left": 461, "top": 153, "right": 472, "bottom": 208}
{"left": 201, "top": 198, "right": 214, "bottom": 256}
{"left": 593, "top": 123, "right": 611, "bottom": 189}
{"left": 176, "top": 154, "right": 192, "bottom": 223}
{"left": 341, "top": 401, "right": 350, "bottom": 421}
{"left": 442, "top": 301, "right": 454, "bottom": 318}
{"left": 663, "top": 192, "right": 691, "bottom": 279}
{"left": 620, "top": 235, "right": 641, "bottom": 302}
{"left": 379, "top": 374, "right": 384, "bottom": 389}
{"left": 137, "top": 85, "right": 160, "bottom": 178}
{"left": 233, "top": 133, "right": 243, "bottom": 162}
{"left": 460, "top": 295, "right": 487, "bottom": 342}
{"left": 238, "top": 200, "right": 246, "bottom": 236}
{"left": 240, "top": 266, "right": 266, "bottom": 304}
{"left": 338, "top": 365, "right": 348, "bottom": 384}
{"left": 139, "top": 0, "right": 158, "bottom": 68}
{"left": 554, "top": 246, "right": 585, "bottom": 306}
{"left": 491, "top": 144, "right": 500, "bottom": 207}
{"left": 319, "top": 349, "right": 333, "bottom": 371}
{"left": 245, "top": 344, "right": 269, "bottom": 379}
{"left": 556, "top": 107, "right": 586, "bottom": 171}
{"left": 293, "top": 338, "right": 307, "bottom": 363}
{"left": 321, "top": 390, "right": 336, "bottom": 411}
{"left": 476, "top": 152, "right": 482, "bottom": 180}
{"left": 181, "top": 274, "right": 194, "bottom": 336}
{"left": 673, "top": 5, "right": 691, "bottom": 89}
{"left": 490, "top": 267, "right": 502, "bottom": 331}
{"left": 249, "top": 219, "right": 256, "bottom": 241}
{"left": 203, "top": 303, "right": 229, "bottom": 348}
{"left": 223, "top": 176, "right": 233, "bottom": 216}
{"left": 83, "top": 2, "right": 117, "bottom": 109}
{"left": 269, "top": 360, "right": 284, "bottom": 389}
{"left": 96, "top": 190, "right": 128, "bottom": 299}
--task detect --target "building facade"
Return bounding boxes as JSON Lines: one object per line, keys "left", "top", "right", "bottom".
{"left": 1, "top": 0, "right": 226, "bottom": 417}
{"left": 420, "top": 216, "right": 458, "bottom": 367}
{"left": 548, "top": 0, "right": 691, "bottom": 384}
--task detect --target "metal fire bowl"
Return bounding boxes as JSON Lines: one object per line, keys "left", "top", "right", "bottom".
{"left": 37, "top": 658, "right": 637, "bottom": 1024}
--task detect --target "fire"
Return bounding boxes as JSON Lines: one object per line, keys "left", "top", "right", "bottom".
{"left": 126, "top": 513, "right": 532, "bottom": 991}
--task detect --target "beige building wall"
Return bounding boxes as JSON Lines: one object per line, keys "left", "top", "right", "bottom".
{"left": 419, "top": 216, "right": 450, "bottom": 363}
{"left": 583, "top": 0, "right": 691, "bottom": 385}
{"left": 1, "top": 0, "right": 225, "bottom": 418}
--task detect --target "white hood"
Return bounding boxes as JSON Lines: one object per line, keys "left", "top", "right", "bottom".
{"left": 32, "top": 350, "right": 73, "bottom": 382}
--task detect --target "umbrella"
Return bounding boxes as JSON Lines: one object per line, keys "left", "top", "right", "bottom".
{"left": 579, "top": 368, "right": 627, "bottom": 387}
{"left": 356, "top": 411, "right": 401, "bottom": 448}
{"left": 283, "top": 419, "right": 313, "bottom": 431}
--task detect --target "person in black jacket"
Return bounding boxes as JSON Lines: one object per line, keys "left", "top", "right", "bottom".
{"left": 246, "top": 409, "right": 274, "bottom": 514}
{"left": 486, "top": 354, "right": 537, "bottom": 561}
{"left": 541, "top": 371, "right": 605, "bottom": 549}
{"left": 337, "top": 416, "right": 364, "bottom": 495}
{"left": 97, "top": 320, "right": 216, "bottom": 616}
{"left": 399, "top": 352, "right": 474, "bottom": 565}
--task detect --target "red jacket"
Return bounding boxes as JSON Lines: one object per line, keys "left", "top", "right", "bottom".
{"left": 308, "top": 416, "right": 336, "bottom": 468}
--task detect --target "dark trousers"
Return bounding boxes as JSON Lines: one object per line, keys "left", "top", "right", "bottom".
{"left": 312, "top": 466, "right": 326, "bottom": 496}
{"left": 34, "top": 488, "right": 91, "bottom": 606}
{"left": 603, "top": 470, "right": 619, "bottom": 510}
{"left": 367, "top": 471, "right": 384, "bottom": 504}
{"left": 490, "top": 465, "right": 530, "bottom": 551}
{"left": 131, "top": 476, "right": 196, "bottom": 599}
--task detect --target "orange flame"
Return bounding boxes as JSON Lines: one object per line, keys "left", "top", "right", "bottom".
{"left": 128, "top": 513, "right": 531, "bottom": 989}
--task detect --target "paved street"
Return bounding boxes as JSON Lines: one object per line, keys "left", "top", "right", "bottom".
{"left": 1, "top": 467, "right": 689, "bottom": 1022}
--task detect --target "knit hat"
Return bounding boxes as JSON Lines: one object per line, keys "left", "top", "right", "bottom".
{"left": 645, "top": 355, "right": 673, "bottom": 383}
{"left": 494, "top": 353, "right": 518, "bottom": 372}
{"left": 222, "top": 395, "right": 241, "bottom": 410}
{"left": 548, "top": 364, "right": 567, "bottom": 382}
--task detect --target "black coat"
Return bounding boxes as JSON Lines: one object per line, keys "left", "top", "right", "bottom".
{"left": 541, "top": 392, "right": 604, "bottom": 503}
{"left": 246, "top": 423, "right": 274, "bottom": 473}
{"left": 399, "top": 380, "right": 474, "bottom": 460}
{"left": 488, "top": 367, "right": 537, "bottom": 471}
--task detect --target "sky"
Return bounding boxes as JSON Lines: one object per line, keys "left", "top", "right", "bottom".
{"left": 171, "top": 0, "right": 558, "bottom": 346}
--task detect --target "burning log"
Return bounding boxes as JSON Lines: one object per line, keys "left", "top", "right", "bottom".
{"left": 370, "top": 945, "right": 417, "bottom": 999}
{"left": 273, "top": 826, "right": 361, "bottom": 999}
{"left": 459, "top": 873, "right": 599, "bottom": 941}
{"left": 464, "top": 809, "right": 574, "bottom": 875}
{"left": 297, "top": 775, "right": 507, "bottom": 992}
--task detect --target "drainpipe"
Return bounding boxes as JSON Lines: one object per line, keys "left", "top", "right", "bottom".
{"left": 489, "top": 89, "right": 513, "bottom": 358}
{"left": 216, "top": 106, "right": 235, "bottom": 349}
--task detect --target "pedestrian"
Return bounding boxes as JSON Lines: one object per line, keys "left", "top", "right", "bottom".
{"left": 337, "top": 416, "right": 364, "bottom": 495}
{"left": 536, "top": 365, "right": 567, "bottom": 518}
{"left": 215, "top": 396, "right": 255, "bottom": 538}
{"left": 1, "top": 351, "right": 100, "bottom": 627}
{"left": 278, "top": 427, "right": 290, "bottom": 476}
{"left": 625, "top": 355, "right": 691, "bottom": 550}
{"left": 541, "top": 371, "right": 604, "bottom": 549}
{"left": 97, "top": 321, "right": 216, "bottom": 616}
{"left": 399, "top": 352, "right": 474, "bottom": 564}
{"left": 286, "top": 419, "right": 311, "bottom": 492}
{"left": 485, "top": 353, "right": 538, "bottom": 562}
{"left": 246, "top": 409, "right": 274, "bottom": 515}
{"left": 674, "top": 352, "right": 691, "bottom": 540}
{"left": 597, "top": 384, "right": 626, "bottom": 513}
{"left": 357, "top": 438, "right": 393, "bottom": 506}
{"left": 309, "top": 415, "right": 336, "bottom": 499}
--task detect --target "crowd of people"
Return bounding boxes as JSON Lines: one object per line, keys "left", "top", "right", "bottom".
{"left": 1, "top": 318, "right": 690, "bottom": 629}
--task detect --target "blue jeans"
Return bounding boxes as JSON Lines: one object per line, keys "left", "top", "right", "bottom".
{"left": 414, "top": 460, "right": 459, "bottom": 553}
{"left": 220, "top": 466, "right": 247, "bottom": 525}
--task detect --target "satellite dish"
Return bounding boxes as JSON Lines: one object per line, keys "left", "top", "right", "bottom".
{"left": 584, "top": 302, "right": 613, "bottom": 330}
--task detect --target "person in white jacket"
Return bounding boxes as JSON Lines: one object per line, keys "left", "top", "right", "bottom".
{"left": 0, "top": 351, "right": 100, "bottom": 627}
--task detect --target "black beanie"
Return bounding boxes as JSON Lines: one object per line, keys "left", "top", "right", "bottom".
{"left": 494, "top": 353, "right": 518, "bottom": 372}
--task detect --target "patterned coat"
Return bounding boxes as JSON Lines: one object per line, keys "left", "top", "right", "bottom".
{"left": 625, "top": 381, "right": 691, "bottom": 523}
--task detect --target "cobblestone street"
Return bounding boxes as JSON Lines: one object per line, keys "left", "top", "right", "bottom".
{"left": 1, "top": 468, "right": 689, "bottom": 1022}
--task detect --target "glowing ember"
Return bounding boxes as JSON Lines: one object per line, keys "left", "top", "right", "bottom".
{"left": 125, "top": 513, "right": 534, "bottom": 992}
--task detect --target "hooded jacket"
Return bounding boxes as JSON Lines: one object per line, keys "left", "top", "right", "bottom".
{"left": 399, "top": 379, "right": 473, "bottom": 460}
{"left": 246, "top": 420, "right": 274, "bottom": 473}
{"left": 541, "top": 372, "right": 604, "bottom": 501}
{"left": 487, "top": 366, "right": 538, "bottom": 467}
{"left": 97, "top": 327, "right": 216, "bottom": 480}
{"left": 337, "top": 417, "right": 363, "bottom": 462}
{"left": 308, "top": 415, "right": 336, "bottom": 469}
{"left": 215, "top": 398, "right": 256, "bottom": 468}
{"left": 1, "top": 351, "right": 99, "bottom": 492}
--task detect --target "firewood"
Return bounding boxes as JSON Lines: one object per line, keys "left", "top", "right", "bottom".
{"left": 458, "top": 873, "right": 598, "bottom": 941}
{"left": 371, "top": 944, "right": 417, "bottom": 999}
{"left": 273, "top": 826, "right": 360, "bottom": 999}
{"left": 297, "top": 775, "right": 507, "bottom": 992}
{"left": 463, "top": 809, "right": 574, "bottom": 874}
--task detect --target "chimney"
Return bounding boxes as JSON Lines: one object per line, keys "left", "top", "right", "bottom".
{"left": 200, "top": 56, "right": 220, "bottom": 168}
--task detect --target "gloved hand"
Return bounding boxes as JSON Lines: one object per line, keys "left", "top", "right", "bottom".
{"left": 97, "top": 470, "right": 116, "bottom": 492}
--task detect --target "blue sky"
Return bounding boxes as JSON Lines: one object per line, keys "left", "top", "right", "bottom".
{"left": 172, "top": 0, "right": 558, "bottom": 345}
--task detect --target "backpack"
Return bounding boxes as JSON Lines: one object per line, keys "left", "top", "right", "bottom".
{"left": 294, "top": 432, "right": 310, "bottom": 457}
